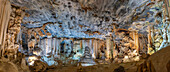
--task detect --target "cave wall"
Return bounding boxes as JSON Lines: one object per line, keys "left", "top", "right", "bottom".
{"left": 0, "top": 0, "right": 169, "bottom": 67}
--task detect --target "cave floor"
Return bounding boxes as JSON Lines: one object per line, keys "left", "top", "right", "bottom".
{"left": 43, "top": 59, "right": 145, "bottom": 72}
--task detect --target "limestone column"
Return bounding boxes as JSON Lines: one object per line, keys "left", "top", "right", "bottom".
{"left": 52, "top": 38, "right": 56, "bottom": 55}
{"left": 132, "top": 31, "right": 135, "bottom": 49}
{"left": 89, "top": 39, "right": 94, "bottom": 57}
{"left": 82, "top": 40, "right": 85, "bottom": 54}
{"left": 96, "top": 40, "right": 99, "bottom": 58}
{"left": 135, "top": 31, "right": 139, "bottom": 53}
{"left": 80, "top": 40, "right": 82, "bottom": 49}
{"left": 73, "top": 40, "right": 77, "bottom": 53}
{"left": 0, "top": 0, "right": 11, "bottom": 56}
{"left": 106, "top": 36, "right": 111, "bottom": 59}
{"left": 45, "top": 38, "right": 48, "bottom": 56}
{"left": 93, "top": 39, "right": 97, "bottom": 59}
{"left": 147, "top": 26, "right": 154, "bottom": 54}
{"left": 80, "top": 40, "right": 83, "bottom": 53}
{"left": 112, "top": 41, "right": 117, "bottom": 58}
{"left": 148, "top": 26, "right": 152, "bottom": 46}
{"left": 43, "top": 39, "right": 46, "bottom": 56}
{"left": 48, "top": 38, "right": 52, "bottom": 55}
{"left": 55, "top": 38, "right": 61, "bottom": 57}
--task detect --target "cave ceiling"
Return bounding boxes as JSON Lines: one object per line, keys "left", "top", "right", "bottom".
{"left": 10, "top": 0, "right": 163, "bottom": 38}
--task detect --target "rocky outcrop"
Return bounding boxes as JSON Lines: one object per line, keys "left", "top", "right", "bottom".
{"left": 147, "top": 46, "right": 170, "bottom": 72}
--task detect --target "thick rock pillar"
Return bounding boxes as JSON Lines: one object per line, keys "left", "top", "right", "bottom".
{"left": 93, "top": 39, "right": 98, "bottom": 59}
{"left": 0, "top": 0, "right": 11, "bottom": 56}
{"left": 52, "top": 38, "right": 56, "bottom": 55}
{"left": 135, "top": 31, "right": 139, "bottom": 53}
{"left": 55, "top": 38, "right": 61, "bottom": 57}
{"left": 106, "top": 36, "right": 111, "bottom": 59}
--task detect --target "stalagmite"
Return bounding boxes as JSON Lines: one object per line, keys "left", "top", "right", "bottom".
{"left": 80, "top": 46, "right": 96, "bottom": 66}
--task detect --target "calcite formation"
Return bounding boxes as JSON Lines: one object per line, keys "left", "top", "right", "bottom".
{"left": 3, "top": 5, "right": 25, "bottom": 59}
{"left": 9, "top": 0, "right": 169, "bottom": 65}
{"left": 0, "top": 0, "right": 170, "bottom": 72}
{"left": 0, "top": 0, "right": 11, "bottom": 56}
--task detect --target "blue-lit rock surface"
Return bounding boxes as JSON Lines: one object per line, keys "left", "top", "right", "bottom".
{"left": 10, "top": 0, "right": 164, "bottom": 38}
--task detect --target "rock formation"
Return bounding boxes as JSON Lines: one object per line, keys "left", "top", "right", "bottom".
{"left": 80, "top": 46, "right": 96, "bottom": 66}
{"left": 0, "top": 0, "right": 170, "bottom": 72}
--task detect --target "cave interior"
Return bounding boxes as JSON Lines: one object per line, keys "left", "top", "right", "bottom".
{"left": 0, "top": 0, "right": 170, "bottom": 72}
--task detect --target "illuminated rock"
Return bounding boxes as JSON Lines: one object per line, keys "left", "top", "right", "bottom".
{"left": 80, "top": 46, "right": 96, "bottom": 66}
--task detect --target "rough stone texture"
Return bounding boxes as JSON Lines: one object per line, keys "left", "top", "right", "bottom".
{"left": 0, "top": 0, "right": 11, "bottom": 56}
{"left": 0, "top": 0, "right": 170, "bottom": 71}
{"left": 3, "top": 5, "right": 25, "bottom": 58}
{"left": 11, "top": 0, "right": 169, "bottom": 56}
{"left": 10, "top": 1, "right": 169, "bottom": 63}
{"left": 0, "top": 62, "right": 18, "bottom": 72}
{"left": 9, "top": 0, "right": 164, "bottom": 39}
{"left": 0, "top": 52, "right": 30, "bottom": 72}
{"left": 147, "top": 46, "right": 170, "bottom": 72}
